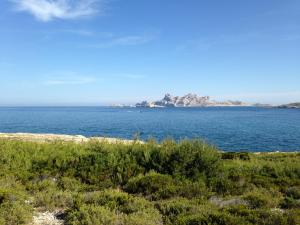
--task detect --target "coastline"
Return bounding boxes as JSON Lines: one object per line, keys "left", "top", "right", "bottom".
{"left": 0, "top": 132, "right": 142, "bottom": 144}
{"left": 0, "top": 132, "right": 298, "bottom": 153}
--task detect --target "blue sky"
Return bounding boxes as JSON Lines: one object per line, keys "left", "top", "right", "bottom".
{"left": 0, "top": 0, "right": 300, "bottom": 106}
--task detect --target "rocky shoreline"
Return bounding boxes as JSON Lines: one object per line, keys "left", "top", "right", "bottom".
{"left": 0, "top": 133, "right": 142, "bottom": 144}
{"left": 277, "top": 102, "right": 300, "bottom": 109}
{"left": 0, "top": 132, "right": 298, "bottom": 153}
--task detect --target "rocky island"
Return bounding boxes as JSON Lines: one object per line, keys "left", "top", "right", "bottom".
{"left": 278, "top": 102, "right": 300, "bottom": 109}
{"left": 136, "top": 93, "right": 249, "bottom": 108}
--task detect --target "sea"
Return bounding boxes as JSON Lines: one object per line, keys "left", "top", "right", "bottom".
{"left": 0, "top": 106, "right": 299, "bottom": 152}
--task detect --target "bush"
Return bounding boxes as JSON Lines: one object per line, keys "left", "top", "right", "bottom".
{"left": 285, "top": 187, "right": 300, "bottom": 199}
{"left": 156, "top": 198, "right": 203, "bottom": 225}
{"left": 222, "top": 152, "right": 250, "bottom": 161}
{"left": 157, "top": 198, "right": 242, "bottom": 225}
{"left": 66, "top": 205, "right": 119, "bottom": 225}
{"left": 58, "top": 177, "right": 84, "bottom": 192}
{"left": 66, "top": 204, "right": 162, "bottom": 225}
{"left": 243, "top": 189, "right": 279, "bottom": 209}
{"left": 178, "top": 212, "right": 242, "bottom": 225}
{"left": 0, "top": 188, "right": 33, "bottom": 225}
{"left": 287, "top": 209, "right": 300, "bottom": 225}
{"left": 34, "top": 190, "right": 73, "bottom": 210}
{"left": 67, "top": 189, "right": 162, "bottom": 225}
{"left": 177, "top": 140, "right": 221, "bottom": 179}
{"left": 280, "top": 197, "right": 300, "bottom": 209}
{"left": 0, "top": 202, "right": 33, "bottom": 225}
{"left": 226, "top": 206, "right": 293, "bottom": 225}
{"left": 141, "top": 140, "right": 221, "bottom": 180}
{"left": 124, "top": 172, "right": 178, "bottom": 200}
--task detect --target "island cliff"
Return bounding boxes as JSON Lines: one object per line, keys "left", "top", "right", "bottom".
{"left": 136, "top": 93, "right": 248, "bottom": 108}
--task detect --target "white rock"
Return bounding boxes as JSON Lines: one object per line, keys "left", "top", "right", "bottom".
{"left": 32, "top": 211, "right": 64, "bottom": 225}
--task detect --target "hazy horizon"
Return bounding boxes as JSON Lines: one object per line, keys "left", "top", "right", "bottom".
{"left": 1, "top": 0, "right": 300, "bottom": 106}
{"left": 0, "top": 91, "right": 298, "bottom": 107}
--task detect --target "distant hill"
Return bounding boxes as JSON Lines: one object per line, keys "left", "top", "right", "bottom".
{"left": 278, "top": 102, "right": 300, "bottom": 109}
{"left": 136, "top": 93, "right": 250, "bottom": 108}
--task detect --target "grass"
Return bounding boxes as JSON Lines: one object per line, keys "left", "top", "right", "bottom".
{"left": 0, "top": 139, "right": 299, "bottom": 224}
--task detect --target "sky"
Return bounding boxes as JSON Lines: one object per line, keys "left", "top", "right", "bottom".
{"left": 0, "top": 0, "right": 300, "bottom": 106}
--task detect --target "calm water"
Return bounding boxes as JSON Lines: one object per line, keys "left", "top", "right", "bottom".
{"left": 0, "top": 107, "right": 299, "bottom": 152}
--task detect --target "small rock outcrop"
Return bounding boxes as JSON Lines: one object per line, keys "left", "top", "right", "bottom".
{"left": 136, "top": 93, "right": 248, "bottom": 108}
{"left": 33, "top": 211, "right": 64, "bottom": 225}
{"left": 209, "top": 196, "right": 248, "bottom": 208}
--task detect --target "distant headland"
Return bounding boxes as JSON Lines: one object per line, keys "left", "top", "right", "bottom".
{"left": 110, "top": 93, "right": 300, "bottom": 109}
{"left": 277, "top": 102, "right": 300, "bottom": 109}
{"left": 135, "top": 93, "right": 251, "bottom": 108}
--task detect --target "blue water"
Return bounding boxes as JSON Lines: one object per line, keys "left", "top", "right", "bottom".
{"left": 0, "top": 107, "right": 299, "bottom": 152}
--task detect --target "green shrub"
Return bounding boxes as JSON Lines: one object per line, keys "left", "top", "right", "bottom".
{"left": 157, "top": 198, "right": 243, "bottom": 225}
{"left": 287, "top": 209, "right": 300, "bottom": 225}
{"left": 222, "top": 152, "right": 250, "bottom": 161}
{"left": 209, "top": 175, "right": 236, "bottom": 196}
{"left": 66, "top": 204, "right": 162, "bottom": 225}
{"left": 226, "top": 206, "right": 292, "bottom": 225}
{"left": 66, "top": 205, "right": 119, "bottom": 225}
{"left": 178, "top": 212, "right": 242, "bottom": 225}
{"left": 0, "top": 202, "right": 33, "bottom": 225}
{"left": 280, "top": 197, "right": 300, "bottom": 209}
{"left": 0, "top": 188, "right": 33, "bottom": 225}
{"left": 261, "top": 165, "right": 279, "bottom": 178}
{"left": 123, "top": 210, "right": 163, "bottom": 225}
{"left": 0, "top": 139, "right": 299, "bottom": 224}
{"left": 156, "top": 198, "right": 199, "bottom": 225}
{"left": 58, "top": 177, "right": 84, "bottom": 191}
{"left": 34, "top": 190, "right": 73, "bottom": 210}
{"left": 124, "top": 172, "right": 178, "bottom": 200}
{"left": 26, "top": 177, "right": 57, "bottom": 193}
{"left": 178, "top": 140, "right": 221, "bottom": 179}
{"left": 243, "top": 189, "right": 279, "bottom": 209}
{"left": 67, "top": 189, "right": 162, "bottom": 225}
{"left": 285, "top": 186, "right": 300, "bottom": 199}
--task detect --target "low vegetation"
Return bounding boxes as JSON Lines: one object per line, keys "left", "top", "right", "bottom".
{"left": 0, "top": 139, "right": 299, "bottom": 224}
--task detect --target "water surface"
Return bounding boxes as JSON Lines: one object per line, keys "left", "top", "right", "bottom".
{"left": 0, "top": 107, "right": 299, "bottom": 152}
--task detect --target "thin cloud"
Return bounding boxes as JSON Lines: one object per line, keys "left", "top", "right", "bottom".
{"left": 59, "top": 29, "right": 95, "bottom": 36}
{"left": 116, "top": 74, "right": 146, "bottom": 79}
{"left": 11, "top": 0, "right": 105, "bottom": 22}
{"left": 213, "top": 91, "right": 300, "bottom": 105}
{"left": 44, "top": 76, "right": 95, "bottom": 85}
{"left": 87, "top": 33, "right": 158, "bottom": 48}
{"left": 46, "top": 29, "right": 114, "bottom": 38}
{"left": 176, "top": 33, "right": 261, "bottom": 52}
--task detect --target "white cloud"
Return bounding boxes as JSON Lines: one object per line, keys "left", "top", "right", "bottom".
{"left": 11, "top": 0, "right": 104, "bottom": 22}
